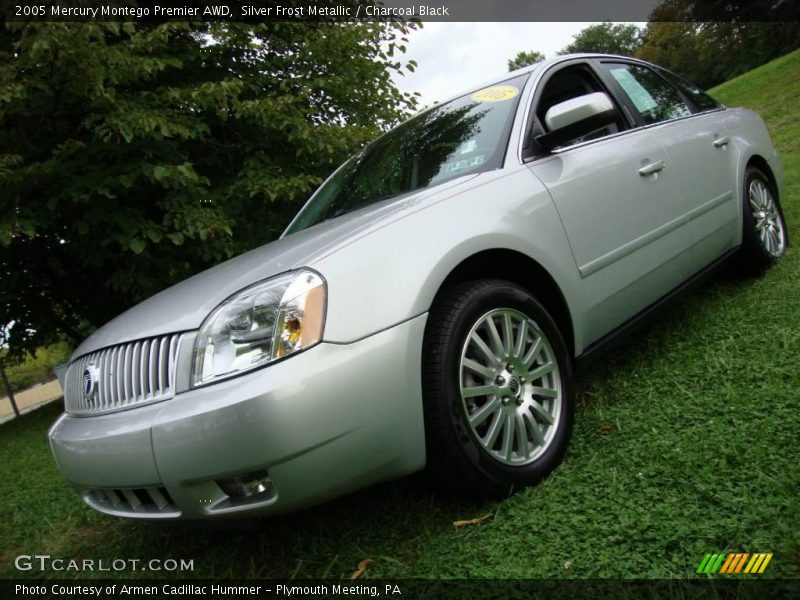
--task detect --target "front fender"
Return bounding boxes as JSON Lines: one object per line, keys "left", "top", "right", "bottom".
{"left": 311, "top": 167, "right": 586, "bottom": 351}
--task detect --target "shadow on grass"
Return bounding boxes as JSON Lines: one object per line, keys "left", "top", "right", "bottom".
{"left": 73, "top": 473, "right": 494, "bottom": 578}
{"left": 574, "top": 260, "right": 756, "bottom": 399}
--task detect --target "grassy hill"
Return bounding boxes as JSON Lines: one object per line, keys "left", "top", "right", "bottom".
{"left": 1, "top": 51, "right": 798, "bottom": 581}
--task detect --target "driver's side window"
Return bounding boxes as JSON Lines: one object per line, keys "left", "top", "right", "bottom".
{"left": 533, "top": 64, "right": 624, "bottom": 149}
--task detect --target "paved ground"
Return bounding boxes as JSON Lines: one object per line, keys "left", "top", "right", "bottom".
{"left": 0, "top": 379, "right": 63, "bottom": 424}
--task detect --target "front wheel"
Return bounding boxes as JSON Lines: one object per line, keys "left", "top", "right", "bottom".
{"left": 421, "top": 279, "right": 574, "bottom": 497}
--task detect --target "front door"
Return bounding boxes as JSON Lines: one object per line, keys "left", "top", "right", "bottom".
{"left": 528, "top": 128, "right": 692, "bottom": 345}
{"left": 524, "top": 60, "right": 693, "bottom": 345}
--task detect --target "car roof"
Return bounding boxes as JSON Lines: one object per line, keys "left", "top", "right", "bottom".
{"left": 389, "top": 54, "right": 651, "bottom": 151}
{"left": 426, "top": 53, "right": 639, "bottom": 112}
{"left": 506, "top": 52, "right": 643, "bottom": 77}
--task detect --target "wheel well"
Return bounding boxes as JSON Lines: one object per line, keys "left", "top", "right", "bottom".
{"left": 434, "top": 249, "right": 575, "bottom": 356}
{"left": 747, "top": 155, "right": 778, "bottom": 197}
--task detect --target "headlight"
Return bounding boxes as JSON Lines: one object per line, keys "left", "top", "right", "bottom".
{"left": 193, "top": 269, "right": 326, "bottom": 387}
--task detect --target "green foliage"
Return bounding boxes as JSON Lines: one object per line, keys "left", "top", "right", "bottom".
{"left": 1, "top": 341, "right": 71, "bottom": 392}
{"left": 637, "top": 1, "right": 800, "bottom": 88}
{"left": 560, "top": 23, "right": 642, "bottom": 56}
{"left": 507, "top": 50, "right": 544, "bottom": 72}
{"left": 0, "top": 20, "right": 419, "bottom": 356}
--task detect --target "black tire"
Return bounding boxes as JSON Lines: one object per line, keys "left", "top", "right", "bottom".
{"left": 738, "top": 166, "right": 789, "bottom": 275}
{"left": 421, "top": 279, "right": 575, "bottom": 497}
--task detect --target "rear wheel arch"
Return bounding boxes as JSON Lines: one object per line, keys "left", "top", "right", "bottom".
{"left": 745, "top": 154, "right": 778, "bottom": 197}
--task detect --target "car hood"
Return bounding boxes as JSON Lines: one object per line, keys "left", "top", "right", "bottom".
{"left": 72, "top": 174, "right": 479, "bottom": 358}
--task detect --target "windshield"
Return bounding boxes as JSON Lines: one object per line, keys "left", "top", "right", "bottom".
{"left": 284, "top": 74, "right": 529, "bottom": 235}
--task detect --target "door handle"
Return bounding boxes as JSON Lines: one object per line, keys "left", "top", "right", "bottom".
{"left": 638, "top": 160, "right": 666, "bottom": 177}
{"left": 713, "top": 136, "right": 730, "bottom": 148}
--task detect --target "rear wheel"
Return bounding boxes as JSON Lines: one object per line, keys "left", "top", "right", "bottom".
{"left": 422, "top": 279, "right": 574, "bottom": 497}
{"left": 738, "top": 166, "right": 788, "bottom": 274}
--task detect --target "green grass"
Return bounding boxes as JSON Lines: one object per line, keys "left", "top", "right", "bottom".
{"left": 1, "top": 50, "right": 799, "bottom": 581}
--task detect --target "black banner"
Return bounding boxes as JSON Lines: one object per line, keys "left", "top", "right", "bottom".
{"left": 4, "top": 579, "right": 800, "bottom": 599}
{"left": 3, "top": 0, "right": 800, "bottom": 23}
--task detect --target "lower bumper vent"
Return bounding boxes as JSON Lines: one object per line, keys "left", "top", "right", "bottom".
{"left": 87, "top": 487, "right": 179, "bottom": 516}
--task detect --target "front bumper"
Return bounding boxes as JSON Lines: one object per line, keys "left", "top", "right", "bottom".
{"left": 48, "top": 314, "right": 427, "bottom": 519}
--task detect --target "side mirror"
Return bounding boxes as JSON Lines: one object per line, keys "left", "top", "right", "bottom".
{"left": 536, "top": 92, "right": 618, "bottom": 151}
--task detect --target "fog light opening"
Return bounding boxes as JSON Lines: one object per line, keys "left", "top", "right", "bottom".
{"left": 217, "top": 470, "right": 274, "bottom": 500}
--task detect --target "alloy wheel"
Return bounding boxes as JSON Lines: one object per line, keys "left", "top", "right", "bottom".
{"left": 459, "top": 308, "right": 562, "bottom": 466}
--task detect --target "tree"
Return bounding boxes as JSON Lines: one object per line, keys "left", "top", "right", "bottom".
{"left": 635, "top": 22, "right": 704, "bottom": 84}
{"left": 560, "top": 23, "right": 642, "bottom": 56}
{"left": 508, "top": 50, "right": 545, "bottom": 72}
{"left": 637, "top": 1, "right": 800, "bottom": 88}
{"left": 0, "top": 20, "right": 419, "bottom": 357}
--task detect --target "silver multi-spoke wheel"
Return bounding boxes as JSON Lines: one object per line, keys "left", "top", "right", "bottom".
{"left": 749, "top": 179, "right": 786, "bottom": 258}
{"left": 459, "top": 308, "right": 562, "bottom": 466}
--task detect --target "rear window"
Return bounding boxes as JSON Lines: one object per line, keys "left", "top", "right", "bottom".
{"left": 605, "top": 63, "right": 692, "bottom": 125}
{"left": 657, "top": 68, "right": 722, "bottom": 112}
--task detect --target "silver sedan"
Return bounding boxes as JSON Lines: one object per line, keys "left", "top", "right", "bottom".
{"left": 49, "top": 54, "right": 787, "bottom": 519}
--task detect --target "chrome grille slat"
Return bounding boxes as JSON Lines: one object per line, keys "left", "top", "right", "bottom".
{"left": 93, "top": 351, "right": 102, "bottom": 409}
{"left": 168, "top": 335, "right": 178, "bottom": 393}
{"left": 105, "top": 348, "right": 112, "bottom": 406}
{"left": 104, "top": 348, "right": 113, "bottom": 409}
{"left": 108, "top": 347, "right": 117, "bottom": 407}
{"left": 103, "top": 348, "right": 111, "bottom": 408}
{"left": 65, "top": 361, "right": 73, "bottom": 403}
{"left": 139, "top": 340, "right": 148, "bottom": 400}
{"left": 64, "top": 334, "right": 182, "bottom": 416}
{"left": 122, "top": 344, "right": 132, "bottom": 402}
{"left": 68, "top": 358, "right": 77, "bottom": 403}
{"left": 99, "top": 350, "right": 108, "bottom": 409}
{"left": 65, "top": 362, "right": 74, "bottom": 406}
{"left": 128, "top": 344, "right": 137, "bottom": 400}
{"left": 149, "top": 339, "right": 158, "bottom": 397}
{"left": 115, "top": 346, "right": 123, "bottom": 406}
{"left": 130, "top": 342, "right": 139, "bottom": 400}
{"left": 158, "top": 337, "right": 168, "bottom": 391}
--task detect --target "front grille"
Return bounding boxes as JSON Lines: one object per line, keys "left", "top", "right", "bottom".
{"left": 64, "top": 334, "right": 182, "bottom": 415}
{"left": 86, "top": 487, "right": 179, "bottom": 516}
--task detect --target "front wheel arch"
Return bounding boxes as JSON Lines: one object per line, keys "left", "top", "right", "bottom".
{"left": 431, "top": 248, "right": 576, "bottom": 359}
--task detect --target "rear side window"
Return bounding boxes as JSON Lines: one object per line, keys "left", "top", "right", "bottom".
{"left": 603, "top": 63, "right": 692, "bottom": 125}
{"left": 657, "top": 68, "right": 722, "bottom": 112}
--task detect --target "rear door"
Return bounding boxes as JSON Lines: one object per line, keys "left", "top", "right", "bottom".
{"left": 524, "top": 60, "right": 692, "bottom": 346}
{"left": 597, "top": 60, "right": 738, "bottom": 272}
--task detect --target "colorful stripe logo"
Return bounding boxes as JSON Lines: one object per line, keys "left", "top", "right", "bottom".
{"left": 697, "top": 552, "right": 773, "bottom": 574}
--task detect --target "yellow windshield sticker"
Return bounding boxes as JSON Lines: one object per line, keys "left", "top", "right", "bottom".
{"left": 471, "top": 85, "right": 518, "bottom": 103}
